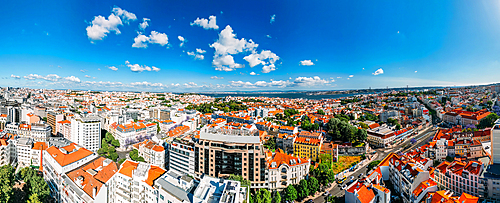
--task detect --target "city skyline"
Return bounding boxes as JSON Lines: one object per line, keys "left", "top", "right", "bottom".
{"left": 2, "top": 0, "right": 500, "bottom": 92}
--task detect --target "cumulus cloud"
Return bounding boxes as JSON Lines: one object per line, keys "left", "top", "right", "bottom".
{"left": 64, "top": 76, "right": 81, "bottom": 83}
{"left": 84, "top": 75, "right": 91, "bottom": 78}
{"left": 132, "top": 33, "right": 149, "bottom": 48}
{"left": 250, "top": 72, "right": 257, "bottom": 75}
{"left": 24, "top": 74, "right": 62, "bottom": 81}
{"left": 139, "top": 18, "right": 150, "bottom": 30}
{"left": 108, "top": 66, "right": 118, "bottom": 71}
{"left": 196, "top": 48, "right": 206, "bottom": 54}
{"left": 132, "top": 31, "right": 169, "bottom": 48}
{"left": 86, "top": 6, "right": 136, "bottom": 42}
{"left": 148, "top": 31, "right": 169, "bottom": 46}
{"left": 125, "top": 61, "right": 160, "bottom": 72}
{"left": 299, "top": 60, "right": 314, "bottom": 66}
{"left": 210, "top": 76, "right": 224, "bottom": 80}
{"left": 229, "top": 76, "right": 329, "bottom": 89}
{"left": 10, "top": 74, "right": 20, "bottom": 79}
{"left": 270, "top": 14, "right": 276, "bottom": 24}
{"left": 112, "top": 6, "right": 137, "bottom": 24}
{"left": 372, "top": 68, "right": 384, "bottom": 75}
{"left": 178, "top": 36, "right": 185, "bottom": 47}
{"left": 349, "top": 75, "right": 354, "bottom": 77}
{"left": 415, "top": 71, "right": 418, "bottom": 73}
{"left": 187, "top": 51, "right": 204, "bottom": 60}
{"left": 210, "top": 25, "right": 258, "bottom": 71}
{"left": 243, "top": 50, "right": 280, "bottom": 73}
{"left": 190, "top": 15, "right": 219, "bottom": 30}
{"left": 212, "top": 55, "right": 244, "bottom": 71}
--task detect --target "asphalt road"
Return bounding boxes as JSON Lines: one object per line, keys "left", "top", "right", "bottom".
{"left": 312, "top": 128, "right": 437, "bottom": 203}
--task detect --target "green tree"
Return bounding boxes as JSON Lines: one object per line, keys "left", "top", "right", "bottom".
{"left": 272, "top": 191, "right": 281, "bottom": 203}
{"left": 228, "top": 174, "right": 251, "bottom": 186}
{"left": 477, "top": 113, "right": 499, "bottom": 129}
{"left": 297, "top": 179, "right": 310, "bottom": 200}
{"left": 105, "top": 132, "right": 114, "bottom": 143}
{"left": 445, "top": 156, "right": 454, "bottom": 162}
{"left": 284, "top": 185, "right": 297, "bottom": 202}
{"left": 326, "top": 195, "right": 338, "bottom": 203}
{"left": 260, "top": 188, "right": 272, "bottom": 203}
{"left": 308, "top": 177, "right": 320, "bottom": 196}
{"left": 356, "top": 128, "right": 367, "bottom": 142}
{"left": 27, "top": 193, "right": 42, "bottom": 203}
{"left": 109, "top": 152, "right": 119, "bottom": 161}
{"left": 0, "top": 165, "right": 14, "bottom": 203}
{"left": 367, "top": 160, "right": 381, "bottom": 171}
{"left": 111, "top": 139, "right": 120, "bottom": 147}
{"left": 317, "top": 109, "right": 325, "bottom": 115}
{"left": 396, "top": 123, "right": 401, "bottom": 130}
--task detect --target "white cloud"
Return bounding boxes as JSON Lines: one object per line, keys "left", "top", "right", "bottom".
{"left": 108, "top": 66, "right": 118, "bottom": 71}
{"left": 80, "top": 69, "right": 87, "bottom": 72}
{"left": 349, "top": 75, "right": 354, "bottom": 77}
{"left": 132, "top": 33, "right": 149, "bottom": 48}
{"left": 243, "top": 50, "right": 280, "bottom": 73}
{"left": 212, "top": 55, "right": 244, "bottom": 71}
{"left": 299, "top": 60, "right": 314, "bottom": 66}
{"left": 86, "top": 7, "right": 136, "bottom": 42}
{"left": 125, "top": 61, "right": 160, "bottom": 72}
{"left": 229, "top": 76, "right": 329, "bottom": 89}
{"left": 84, "top": 75, "right": 91, "bottom": 78}
{"left": 190, "top": 15, "right": 219, "bottom": 30}
{"left": 270, "top": 14, "right": 276, "bottom": 24}
{"left": 112, "top": 7, "right": 137, "bottom": 24}
{"left": 210, "top": 25, "right": 258, "bottom": 71}
{"left": 132, "top": 31, "right": 169, "bottom": 48}
{"left": 372, "top": 68, "right": 384, "bottom": 75}
{"left": 266, "top": 35, "right": 272, "bottom": 38}
{"left": 187, "top": 51, "right": 204, "bottom": 60}
{"left": 293, "top": 76, "right": 328, "bottom": 87}
{"left": 183, "top": 82, "right": 198, "bottom": 88}
{"left": 10, "top": 74, "right": 20, "bottom": 79}
{"left": 415, "top": 71, "right": 418, "bottom": 73}
{"left": 210, "top": 76, "right": 224, "bottom": 80}
{"left": 139, "top": 18, "right": 150, "bottom": 30}
{"left": 262, "top": 64, "right": 276, "bottom": 73}
{"left": 64, "top": 76, "right": 81, "bottom": 83}
{"left": 23, "top": 74, "right": 62, "bottom": 81}
{"left": 178, "top": 36, "right": 185, "bottom": 47}
{"left": 196, "top": 48, "right": 206, "bottom": 54}
{"left": 250, "top": 72, "right": 256, "bottom": 75}
{"left": 148, "top": 31, "right": 169, "bottom": 46}
{"left": 211, "top": 25, "right": 258, "bottom": 56}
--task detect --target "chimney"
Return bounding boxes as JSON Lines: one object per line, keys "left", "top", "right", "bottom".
{"left": 93, "top": 186, "right": 97, "bottom": 198}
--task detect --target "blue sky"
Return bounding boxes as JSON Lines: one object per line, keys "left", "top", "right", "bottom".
{"left": 1, "top": 0, "right": 500, "bottom": 92}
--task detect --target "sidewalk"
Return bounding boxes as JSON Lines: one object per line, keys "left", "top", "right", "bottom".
{"left": 300, "top": 153, "right": 379, "bottom": 203}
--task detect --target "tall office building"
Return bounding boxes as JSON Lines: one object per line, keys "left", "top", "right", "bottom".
{"left": 195, "top": 132, "right": 267, "bottom": 188}
{"left": 71, "top": 116, "right": 101, "bottom": 153}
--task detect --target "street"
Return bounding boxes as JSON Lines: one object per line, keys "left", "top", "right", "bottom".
{"left": 311, "top": 127, "right": 437, "bottom": 203}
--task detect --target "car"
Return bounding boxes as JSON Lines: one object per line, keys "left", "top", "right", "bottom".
{"left": 306, "top": 200, "right": 313, "bottom": 203}
{"left": 323, "top": 191, "right": 329, "bottom": 196}
{"left": 358, "top": 173, "right": 364, "bottom": 178}
{"left": 350, "top": 176, "right": 354, "bottom": 180}
{"left": 341, "top": 184, "right": 347, "bottom": 190}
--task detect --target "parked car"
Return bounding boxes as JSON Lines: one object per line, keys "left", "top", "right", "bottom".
{"left": 341, "top": 184, "right": 347, "bottom": 190}
{"left": 323, "top": 191, "right": 329, "bottom": 196}
{"left": 358, "top": 173, "right": 364, "bottom": 178}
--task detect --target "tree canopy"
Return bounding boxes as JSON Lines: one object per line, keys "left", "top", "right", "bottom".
{"left": 477, "top": 113, "right": 499, "bottom": 129}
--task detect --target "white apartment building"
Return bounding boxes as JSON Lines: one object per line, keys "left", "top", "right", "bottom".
{"left": 16, "top": 137, "right": 33, "bottom": 168}
{"left": 71, "top": 116, "right": 101, "bottom": 153}
{"left": 168, "top": 139, "right": 196, "bottom": 177}
{"left": 434, "top": 160, "right": 484, "bottom": 198}
{"left": 62, "top": 157, "right": 118, "bottom": 203}
{"left": 132, "top": 140, "right": 165, "bottom": 167}
{"left": 111, "top": 121, "right": 157, "bottom": 148}
{"left": 267, "top": 150, "right": 310, "bottom": 190}
{"left": 43, "top": 144, "right": 98, "bottom": 202}
{"left": 31, "top": 123, "right": 51, "bottom": 142}
{"left": 108, "top": 160, "right": 166, "bottom": 203}
{"left": 155, "top": 171, "right": 247, "bottom": 203}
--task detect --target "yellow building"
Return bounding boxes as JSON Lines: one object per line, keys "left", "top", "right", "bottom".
{"left": 294, "top": 137, "right": 323, "bottom": 162}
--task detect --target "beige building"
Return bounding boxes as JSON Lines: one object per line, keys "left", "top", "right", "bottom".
{"left": 195, "top": 132, "right": 267, "bottom": 188}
